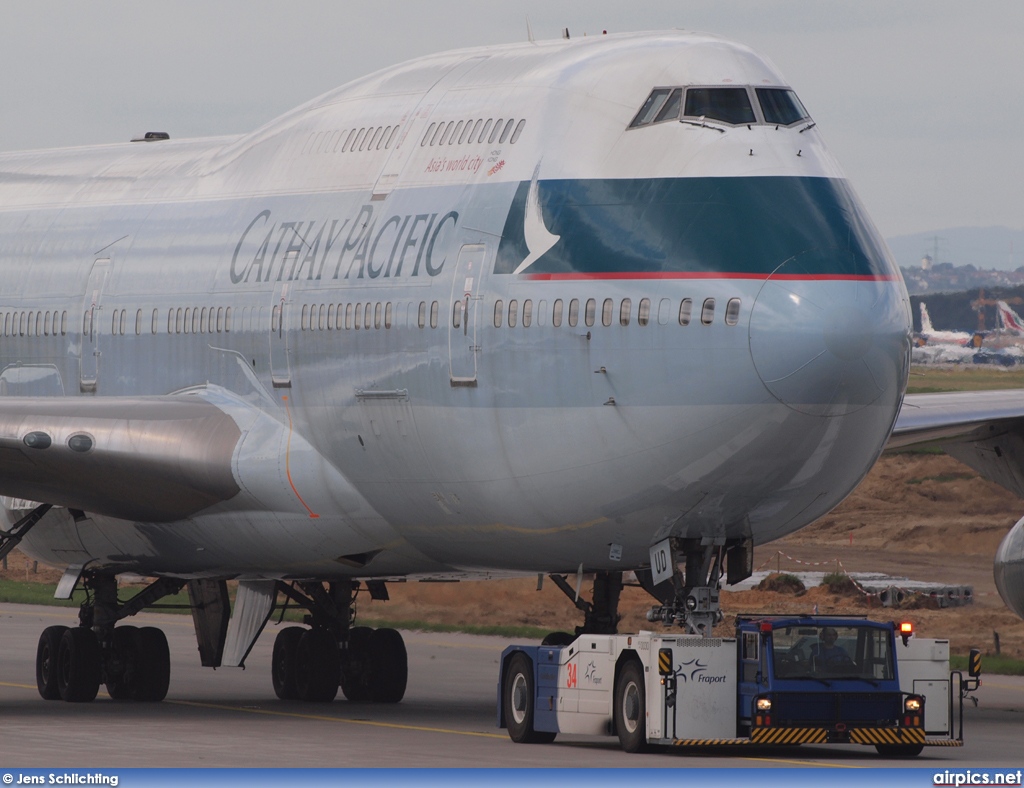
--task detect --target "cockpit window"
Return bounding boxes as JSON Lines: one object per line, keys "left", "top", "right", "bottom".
{"left": 629, "top": 88, "right": 674, "bottom": 128}
{"left": 757, "top": 88, "right": 809, "bottom": 126}
{"left": 654, "top": 88, "right": 682, "bottom": 123}
{"left": 683, "top": 88, "right": 755, "bottom": 125}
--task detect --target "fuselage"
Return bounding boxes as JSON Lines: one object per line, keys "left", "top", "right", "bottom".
{"left": 0, "top": 31, "right": 912, "bottom": 580}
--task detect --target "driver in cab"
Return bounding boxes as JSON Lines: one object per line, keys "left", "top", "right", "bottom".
{"left": 811, "top": 627, "right": 850, "bottom": 666}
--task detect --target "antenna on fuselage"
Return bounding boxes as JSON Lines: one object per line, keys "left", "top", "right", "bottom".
{"left": 526, "top": 14, "right": 535, "bottom": 43}
{"left": 563, "top": 27, "right": 570, "bottom": 39}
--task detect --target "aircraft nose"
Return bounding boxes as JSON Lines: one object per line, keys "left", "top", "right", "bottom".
{"left": 748, "top": 250, "right": 910, "bottom": 417}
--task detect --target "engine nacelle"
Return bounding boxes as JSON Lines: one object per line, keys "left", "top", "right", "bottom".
{"left": 994, "top": 515, "right": 1024, "bottom": 618}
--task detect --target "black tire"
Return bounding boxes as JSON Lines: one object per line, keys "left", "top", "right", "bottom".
{"left": 503, "top": 651, "right": 555, "bottom": 743}
{"left": 875, "top": 743, "right": 924, "bottom": 758}
{"left": 614, "top": 659, "right": 648, "bottom": 753}
{"left": 134, "top": 627, "right": 171, "bottom": 702}
{"left": 294, "top": 628, "right": 340, "bottom": 702}
{"left": 57, "top": 627, "right": 101, "bottom": 703}
{"left": 36, "top": 625, "right": 68, "bottom": 700}
{"left": 369, "top": 628, "right": 408, "bottom": 703}
{"left": 105, "top": 625, "right": 140, "bottom": 700}
{"left": 271, "top": 626, "right": 306, "bottom": 700}
{"left": 340, "top": 626, "right": 374, "bottom": 702}
{"left": 540, "top": 631, "right": 576, "bottom": 647}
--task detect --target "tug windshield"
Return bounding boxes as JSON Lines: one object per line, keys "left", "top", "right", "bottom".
{"left": 771, "top": 624, "right": 894, "bottom": 681}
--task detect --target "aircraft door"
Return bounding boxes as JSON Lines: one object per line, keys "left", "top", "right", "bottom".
{"left": 448, "top": 244, "right": 486, "bottom": 386}
{"left": 269, "top": 281, "right": 292, "bottom": 388}
{"left": 79, "top": 257, "right": 111, "bottom": 393}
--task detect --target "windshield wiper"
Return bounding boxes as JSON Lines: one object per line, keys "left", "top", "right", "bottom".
{"left": 679, "top": 117, "right": 726, "bottom": 134}
{"left": 798, "top": 121, "right": 817, "bottom": 133}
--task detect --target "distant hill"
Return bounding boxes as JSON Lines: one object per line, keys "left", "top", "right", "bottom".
{"left": 886, "top": 226, "right": 1024, "bottom": 272}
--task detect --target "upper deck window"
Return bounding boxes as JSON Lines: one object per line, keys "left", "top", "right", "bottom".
{"left": 756, "top": 88, "right": 809, "bottom": 126}
{"left": 683, "top": 88, "right": 755, "bottom": 125}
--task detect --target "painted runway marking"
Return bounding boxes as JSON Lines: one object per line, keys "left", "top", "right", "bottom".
{"left": 168, "top": 699, "right": 508, "bottom": 739}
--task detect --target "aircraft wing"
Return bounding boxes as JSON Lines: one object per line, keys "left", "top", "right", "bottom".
{"left": 0, "top": 395, "right": 241, "bottom": 522}
{"left": 889, "top": 389, "right": 1024, "bottom": 497}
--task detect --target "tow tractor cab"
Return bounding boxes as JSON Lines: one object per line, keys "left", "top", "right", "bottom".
{"left": 498, "top": 616, "right": 981, "bottom": 755}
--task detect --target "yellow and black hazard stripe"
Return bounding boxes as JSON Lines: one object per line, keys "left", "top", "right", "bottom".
{"left": 849, "top": 727, "right": 925, "bottom": 745}
{"left": 673, "top": 738, "right": 755, "bottom": 747}
{"left": 923, "top": 739, "right": 964, "bottom": 747}
{"left": 749, "top": 727, "right": 828, "bottom": 745}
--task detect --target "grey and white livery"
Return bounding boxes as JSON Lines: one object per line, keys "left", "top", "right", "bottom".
{"left": 0, "top": 29, "right": 1013, "bottom": 708}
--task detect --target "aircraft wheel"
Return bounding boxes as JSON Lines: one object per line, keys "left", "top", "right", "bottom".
{"left": 503, "top": 651, "right": 555, "bottom": 743}
{"left": 271, "top": 626, "right": 306, "bottom": 700}
{"left": 294, "top": 628, "right": 340, "bottom": 702}
{"left": 369, "top": 628, "right": 407, "bottom": 703}
{"left": 614, "top": 658, "right": 649, "bottom": 753}
{"left": 134, "top": 627, "right": 171, "bottom": 702}
{"left": 36, "top": 625, "right": 68, "bottom": 700}
{"left": 875, "top": 743, "right": 924, "bottom": 758}
{"left": 340, "top": 626, "right": 374, "bottom": 702}
{"left": 57, "top": 627, "right": 101, "bottom": 703}
{"left": 105, "top": 625, "right": 141, "bottom": 700}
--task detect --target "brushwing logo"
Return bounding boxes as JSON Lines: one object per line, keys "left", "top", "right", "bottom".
{"left": 493, "top": 162, "right": 560, "bottom": 275}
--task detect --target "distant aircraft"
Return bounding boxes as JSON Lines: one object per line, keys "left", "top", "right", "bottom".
{"left": 997, "top": 301, "right": 1024, "bottom": 335}
{"left": 7, "top": 28, "right": 1020, "bottom": 714}
{"left": 918, "top": 302, "right": 973, "bottom": 346}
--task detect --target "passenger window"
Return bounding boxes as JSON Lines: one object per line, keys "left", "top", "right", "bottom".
{"left": 679, "top": 298, "right": 692, "bottom": 326}
{"left": 327, "top": 304, "right": 335, "bottom": 330}
{"left": 430, "top": 123, "right": 445, "bottom": 146}
{"left": 135, "top": 309, "right": 142, "bottom": 335}
{"left": 364, "top": 303, "right": 373, "bottom": 330}
{"left": 523, "top": 299, "right": 533, "bottom": 328}
{"left": 469, "top": 119, "right": 483, "bottom": 143}
{"left": 341, "top": 129, "right": 357, "bottom": 152}
{"left": 508, "top": 299, "right": 518, "bottom": 328}
{"left": 120, "top": 310, "right": 126, "bottom": 336}
{"left": 488, "top": 119, "right": 504, "bottom": 144}
{"left": 345, "top": 303, "right": 353, "bottom": 329}
{"left": 35, "top": 312, "right": 42, "bottom": 336}
{"left": 602, "top": 298, "right": 613, "bottom": 327}
{"left": 458, "top": 120, "right": 473, "bottom": 144}
{"left": 657, "top": 298, "right": 670, "bottom": 325}
{"left": 354, "top": 303, "right": 362, "bottom": 330}
{"left": 620, "top": 298, "right": 632, "bottom": 326}
{"left": 319, "top": 304, "right": 327, "bottom": 330}
{"left": 630, "top": 88, "right": 673, "bottom": 128}
{"left": 373, "top": 303, "right": 381, "bottom": 329}
{"left": 568, "top": 298, "right": 579, "bottom": 327}
{"left": 585, "top": 298, "right": 596, "bottom": 328}
{"left": 301, "top": 304, "right": 309, "bottom": 330}
{"left": 430, "top": 301, "right": 438, "bottom": 329}
{"left": 439, "top": 121, "right": 456, "bottom": 146}
{"left": 386, "top": 126, "right": 399, "bottom": 148}
{"left": 537, "top": 299, "right": 547, "bottom": 327}
{"left": 61, "top": 311, "right": 68, "bottom": 336}
{"left": 453, "top": 300, "right": 462, "bottom": 329}
{"left": 418, "top": 301, "right": 426, "bottom": 329}
{"left": 756, "top": 88, "right": 809, "bottom": 126}
{"left": 725, "top": 298, "right": 741, "bottom": 326}
{"left": 684, "top": 88, "right": 755, "bottom": 125}
{"left": 42, "top": 311, "right": 49, "bottom": 336}
{"left": 449, "top": 121, "right": 464, "bottom": 146}
{"left": 224, "top": 306, "right": 232, "bottom": 332}
{"left": 638, "top": 298, "right": 650, "bottom": 326}
{"left": 192, "top": 308, "right": 200, "bottom": 334}
{"left": 510, "top": 119, "right": 526, "bottom": 144}
{"left": 701, "top": 298, "right": 716, "bottom": 325}
{"left": 176, "top": 307, "right": 183, "bottom": 334}
{"left": 494, "top": 300, "right": 503, "bottom": 328}
{"left": 499, "top": 119, "right": 515, "bottom": 144}
{"left": 385, "top": 302, "right": 392, "bottom": 329}
{"left": 478, "top": 119, "right": 493, "bottom": 143}
{"left": 553, "top": 299, "right": 564, "bottom": 327}
{"left": 371, "top": 127, "right": 386, "bottom": 150}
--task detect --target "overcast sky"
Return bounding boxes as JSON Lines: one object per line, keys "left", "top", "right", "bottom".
{"left": 1, "top": 1, "right": 1020, "bottom": 243}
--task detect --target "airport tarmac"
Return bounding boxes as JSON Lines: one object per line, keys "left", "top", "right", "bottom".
{"left": 1, "top": 602, "right": 1022, "bottom": 768}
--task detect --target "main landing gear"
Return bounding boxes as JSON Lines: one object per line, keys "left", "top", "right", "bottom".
{"left": 35, "top": 571, "right": 181, "bottom": 703}
{"left": 32, "top": 570, "right": 409, "bottom": 706}
{"left": 270, "top": 581, "right": 408, "bottom": 704}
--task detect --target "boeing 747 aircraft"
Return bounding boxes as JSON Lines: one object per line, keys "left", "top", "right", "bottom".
{"left": 2, "top": 29, "right": 1023, "bottom": 711}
